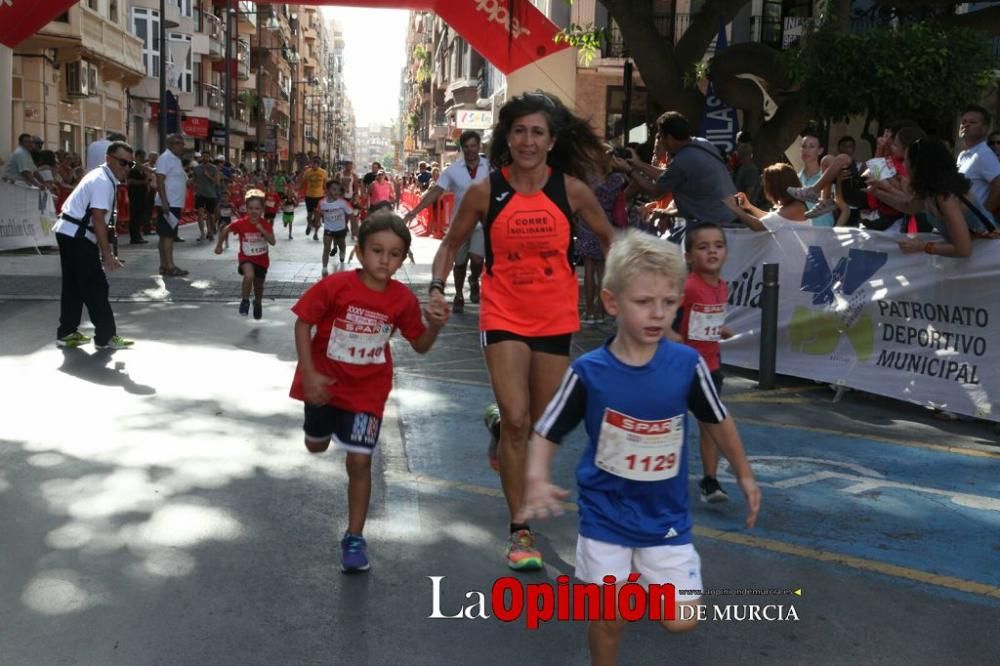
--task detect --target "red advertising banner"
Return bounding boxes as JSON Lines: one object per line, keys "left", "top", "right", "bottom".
{"left": 182, "top": 116, "right": 210, "bottom": 138}
{"left": 5, "top": 1, "right": 568, "bottom": 75}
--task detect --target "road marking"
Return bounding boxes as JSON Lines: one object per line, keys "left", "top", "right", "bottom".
{"left": 384, "top": 469, "right": 1000, "bottom": 601}
{"left": 737, "top": 417, "right": 1000, "bottom": 459}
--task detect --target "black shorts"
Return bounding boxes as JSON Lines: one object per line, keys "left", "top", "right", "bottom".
{"left": 157, "top": 207, "right": 182, "bottom": 238}
{"left": 710, "top": 369, "right": 724, "bottom": 396}
{"left": 324, "top": 228, "right": 348, "bottom": 239}
{"left": 303, "top": 403, "right": 382, "bottom": 455}
{"left": 480, "top": 329, "right": 573, "bottom": 356}
{"left": 195, "top": 195, "right": 217, "bottom": 213}
{"left": 238, "top": 261, "right": 267, "bottom": 279}
{"left": 305, "top": 196, "right": 323, "bottom": 214}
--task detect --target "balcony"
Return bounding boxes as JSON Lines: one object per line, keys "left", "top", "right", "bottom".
{"left": 204, "top": 13, "right": 225, "bottom": 59}
{"left": 236, "top": 1, "right": 257, "bottom": 34}
{"left": 230, "top": 102, "right": 250, "bottom": 135}
{"left": 78, "top": 6, "right": 145, "bottom": 84}
{"left": 303, "top": 25, "right": 318, "bottom": 41}
{"left": 237, "top": 39, "right": 250, "bottom": 80}
{"left": 196, "top": 82, "right": 225, "bottom": 123}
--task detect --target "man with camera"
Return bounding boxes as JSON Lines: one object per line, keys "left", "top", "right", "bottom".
{"left": 52, "top": 140, "right": 136, "bottom": 350}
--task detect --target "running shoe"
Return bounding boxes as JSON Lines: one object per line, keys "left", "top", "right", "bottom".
{"left": 507, "top": 529, "right": 543, "bottom": 571}
{"left": 699, "top": 476, "right": 729, "bottom": 503}
{"left": 340, "top": 532, "right": 370, "bottom": 573}
{"left": 786, "top": 185, "right": 820, "bottom": 203}
{"left": 253, "top": 301, "right": 262, "bottom": 320}
{"left": 452, "top": 295, "right": 464, "bottom": 314}
{"left": 484, "top": 403, "right": 501, "bottom": 472}
{"left": 469, "top": 281, "right": 480, "bottom": 304}
{"left": 238, "top": 299, "right": 250, "bottom": 316}
{"left": 56, "top": 331, "right": 91, "bottom": 348}
{"left": 805, "top": 199, "right": 838, "bottom": 219}
{"left": 330, "top": 247, "right": 337, "bottom": 257}
{"left": 94, "top": 335, "right": 134, "bottom": 350}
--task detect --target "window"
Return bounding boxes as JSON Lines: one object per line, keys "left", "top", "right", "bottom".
{"left": 87, "top": 0, "right": 98, "bottom": 11}
{"left": 168, "top": 33, "right": 193, "bottom": 93}
{"left": 109, "top": 0, "right": 118, "bottom": 23}
{"left": 176, "top": 0, "right": 193, "bottom": 19}
{"left": 605, "top": 86, "right": 650, "bottom": 143}
{"left": 132, "top": 8, "right": 160, "bottom": 77}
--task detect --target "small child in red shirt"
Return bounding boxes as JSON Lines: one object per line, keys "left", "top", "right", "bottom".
{"left": 289, "top": 213, "right": 449, "bottom": 573}
{"left": 214, "top": 189, "right": 276, "bottom": 320}
{"left": 677, "top": 223, "right": 734, "bottom": 503}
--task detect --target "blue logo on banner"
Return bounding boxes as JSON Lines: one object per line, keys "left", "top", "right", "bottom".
{"left": 800, "top": 247, "right": 888, "bottom": 305}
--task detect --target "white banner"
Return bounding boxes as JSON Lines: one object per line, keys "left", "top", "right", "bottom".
{"left": 0, "top": 182, "right": 57, "bottom": 251}
{"left": 719, "top": 227, "right": 999, "bottom": 422}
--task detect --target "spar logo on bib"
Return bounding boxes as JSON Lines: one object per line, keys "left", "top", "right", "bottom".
{"left": 789, "top": 246, "right": 887, "bottom": 362}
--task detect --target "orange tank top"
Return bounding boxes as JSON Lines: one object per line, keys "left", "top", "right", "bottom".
{"left": 480, "top": 168, "right": 579, "bottom": 336}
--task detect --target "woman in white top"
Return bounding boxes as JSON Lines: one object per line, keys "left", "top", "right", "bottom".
{"left": 726, "top": 163, "right": 809, "bottom": 231}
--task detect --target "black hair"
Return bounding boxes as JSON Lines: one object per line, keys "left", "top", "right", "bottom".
{"left": 489, "top": 91, "right": 606, "bottom": 182}
{"left": 18, "top": 133, "right": 31, "bottom": 143}
{"left": 358, "top": 212, "right": 411, "bottom": 253}
{"left": 799, "top": 122, "right": 823, "bottom": 143}
{"left": 837, "top": 135, "right": 856, "bottom": 147}
{"left": 458, "top": 130, "right": 481, "bottom": 148}
{"left": 106, "top": 141, "right": 134, "bottom": 156}
{"left": 684, "top": 222, "right": 726, "bottom": 253}
{"left": 36, "top": 150, "right": 57, "bottom": 168}
{"left": 369, "top": 200, "right": 394, "bottom": 213}
{"left": 134, "top": 149, "right": 146, "bottom": 158}
{"left": 963, "top": 104, "right": 992, "bottom": 128}
{"left": 325, "top": 178, "right": 342, "bottom": 191}
{"left": 656, "top": 112, "right": 691, "bottom": 141}
{"left": 907, "top": 138, "right": 970, "bottom": 200}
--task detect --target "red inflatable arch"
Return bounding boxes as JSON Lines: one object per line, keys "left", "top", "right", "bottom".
{"left": 0, "top": 1, "right": 568, "bottom": 75}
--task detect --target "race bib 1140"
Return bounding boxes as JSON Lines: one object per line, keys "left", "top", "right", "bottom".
{"left": 594, "top": 409, "right": 685, "bottom": 482}
{"left": 326, "top": 319, "right": 393, "bottom": 365}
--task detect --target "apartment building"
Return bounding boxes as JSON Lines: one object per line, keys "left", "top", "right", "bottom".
{"left": 12, "top": 1, "right": 145, "bottom": 155}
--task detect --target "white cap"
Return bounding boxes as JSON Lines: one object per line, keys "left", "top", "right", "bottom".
{"left": 215, "top": 154, "right": 225, "bottom": 161}
{"left": 193, "top": 152, "right": 203, "bottom": 158}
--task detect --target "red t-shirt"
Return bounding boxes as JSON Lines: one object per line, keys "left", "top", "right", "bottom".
{"left": 679, "top": 272, "right": 728, "bottom": 371}
{"left": 264, "top": 191, "right": 280, "bottom": 215}
{"left": 229, "top": 217, "right": 273, "bottom": 268}
{"left": 289, "top": 270, "right": 426, "bottom": 416}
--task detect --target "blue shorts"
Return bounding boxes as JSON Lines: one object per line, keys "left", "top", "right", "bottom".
{"left": 303, "top": 404, "right": 382, "bottom": 455}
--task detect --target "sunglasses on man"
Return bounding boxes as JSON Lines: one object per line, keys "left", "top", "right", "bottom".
{"left": 111, "top": 156, "right": 136, "bottom": 168}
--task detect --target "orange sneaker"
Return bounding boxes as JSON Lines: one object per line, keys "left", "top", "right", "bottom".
{"left": 506, "top": 529, "right": 543, "bottom": 571}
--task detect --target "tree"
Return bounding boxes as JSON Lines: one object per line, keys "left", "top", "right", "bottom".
{"left": 547, "top": 0, "right": 1000, "bottom": 165}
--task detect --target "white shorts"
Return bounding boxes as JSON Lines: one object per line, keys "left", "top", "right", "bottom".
{"left": 575, "top": 535, "right": 702, "bottom": 602}
{"left": 455, "top": 223, "right": 484, "bottom": 265}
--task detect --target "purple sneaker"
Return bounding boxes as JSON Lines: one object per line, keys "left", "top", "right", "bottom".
{"left": 340, "top": 532, "right": 370, "bottom": 573}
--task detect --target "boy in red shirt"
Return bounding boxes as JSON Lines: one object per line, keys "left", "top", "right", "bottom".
{"left": 290, "top": 213, "right": 449, "bottom": 573}
{"left": 214, "top": 189, "right": 276, "bottom": 320}
{"left": 677, "top": 223, "right": 734, "bottom": 503}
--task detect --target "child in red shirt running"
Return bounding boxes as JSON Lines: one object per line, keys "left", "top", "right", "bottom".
{"left": 289, "top": 214, "right": 449, "bottom": 573}
{"left": 676, "top": 223, "right": 734, "bottom": 503}
{"left": 214, "top": 189, "right": 276, "bottom": 320}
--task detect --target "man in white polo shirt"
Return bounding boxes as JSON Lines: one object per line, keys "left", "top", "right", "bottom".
{"left": 52, "top": 140, "right": 136, "bottom": 350}
{"left": 957, "top": 104, "right": 1000, "bottom": 227}
{"left": 403, "top": 130, "right": 489, "bottom": 313}
{"left": 154, "top": 133, "right": 190, "bottom": 276}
